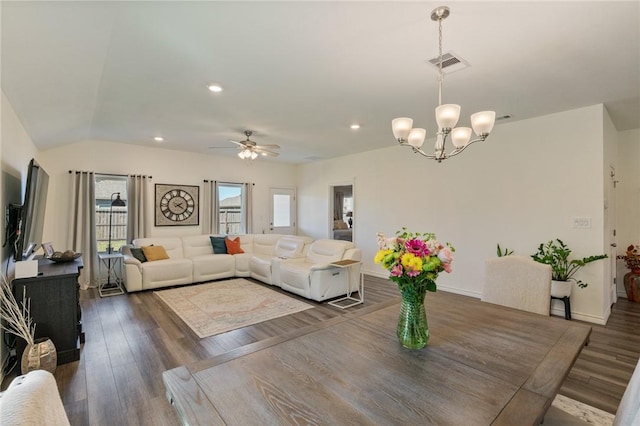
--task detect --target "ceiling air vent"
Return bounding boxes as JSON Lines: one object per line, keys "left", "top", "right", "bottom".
{"left": 426, "top": 51, "right": 469, "bottom": 74}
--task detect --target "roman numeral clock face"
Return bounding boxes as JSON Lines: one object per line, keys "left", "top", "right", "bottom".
{"left": 155, "top": 184, "right": 199, "bottom": 226}
{"left": 160, "top": 190, "right": 195, "bottom": 221}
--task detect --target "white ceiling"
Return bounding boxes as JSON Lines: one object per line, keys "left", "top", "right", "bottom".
{"left": 2, "top": 1, "right": 639, "bottom": 164}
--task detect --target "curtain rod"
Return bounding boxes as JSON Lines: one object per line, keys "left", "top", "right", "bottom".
{"left": 68, "top": 171, "right": 152, "bottom": 178}
{"left": 203, "top": 180, "right": 254, "bottom": 186}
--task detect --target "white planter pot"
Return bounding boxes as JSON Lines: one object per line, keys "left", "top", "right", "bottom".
{"left": 551, "top": 280, "right": 572, "bottom": 298}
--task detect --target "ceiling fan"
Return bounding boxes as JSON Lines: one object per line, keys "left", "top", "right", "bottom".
{"left": 210, "top": 130, "right": 280, "bottom": 159}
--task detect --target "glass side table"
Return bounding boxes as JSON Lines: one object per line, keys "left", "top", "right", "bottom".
{"left": 98, "top": 252, "right": 125, "bottom": 297}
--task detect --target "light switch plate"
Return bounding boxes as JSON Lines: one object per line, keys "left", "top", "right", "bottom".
{"left": 572, "top": 217, "right": 591, "bottom": 229}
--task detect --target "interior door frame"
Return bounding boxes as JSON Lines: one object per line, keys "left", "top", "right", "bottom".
{"left": 329, "top": 179, "right": 355, "bottom": 243}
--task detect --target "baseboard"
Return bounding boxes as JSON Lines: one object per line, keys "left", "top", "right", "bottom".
{"left": 550, "top": 306, "right": 607, "bottom": 325}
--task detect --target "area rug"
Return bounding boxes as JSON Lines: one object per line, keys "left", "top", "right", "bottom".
{"left": 154, "top": 278, "right": 314, "bottom": 338}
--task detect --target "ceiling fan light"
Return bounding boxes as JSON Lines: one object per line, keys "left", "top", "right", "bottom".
{"left": 407, "top": 128, "right": 426, "bottom": 148}
{"left": 238, "top": 151, "right": 244, "bottom": 159}
{"left": 451, "top": 127, "right": 472, "bottom": 148}
{"left": 471, "top": 111, "right": 496, "bottom": 136}
{"left": 392, "top": 117, "right": 413, "bottom": 141}
{"left": 250, "top": 151, "right": 258, "bottom": 160}
{"left": 435, "top": 104, "right": 460, "bottom": 130}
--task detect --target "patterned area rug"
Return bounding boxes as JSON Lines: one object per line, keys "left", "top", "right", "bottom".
{"left": 154, "top": 278, "right": 313, "bottom": 338}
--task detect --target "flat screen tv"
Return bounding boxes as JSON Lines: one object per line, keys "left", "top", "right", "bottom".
{"left": 14, "top": 159, "right": 49, "bottom": 261}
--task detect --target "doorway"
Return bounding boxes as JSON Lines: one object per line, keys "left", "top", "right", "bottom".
{"left": 329, "top": 183, "right": 354, "bottom": 242}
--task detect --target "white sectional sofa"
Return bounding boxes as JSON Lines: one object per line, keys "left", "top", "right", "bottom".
{"left": 121, "top": 234, "right": 362, "bottom": 302}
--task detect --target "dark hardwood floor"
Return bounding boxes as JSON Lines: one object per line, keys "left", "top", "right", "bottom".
{"left": 4, "top": 276, "right": 639, "bottom": 425}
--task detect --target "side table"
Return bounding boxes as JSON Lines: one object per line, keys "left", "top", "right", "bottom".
{"left": 98, "top": 252, "right": 125, "bottom": 297}
{"left": 328, "top": 259, "right": 364, "bottom": 309}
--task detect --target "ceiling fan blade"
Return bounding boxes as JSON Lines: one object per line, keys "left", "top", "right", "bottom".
{"left": 254, "top": 144, "right": 280, "bottom": 149}
{"left": 208, "top": 146, "right": 237, "bottom": 149}
{"left": 254, "top": 148, "right": 279, "bottom": 157}
{"left": 228, "top": 139, "right": 246, "bottom": 147}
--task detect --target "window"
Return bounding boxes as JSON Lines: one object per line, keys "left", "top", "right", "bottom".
{"left": 217, "top": 183, "right": 246, "bottom": 234}
{"left": 95, "top": 175, "right": 128, "bottom": 253}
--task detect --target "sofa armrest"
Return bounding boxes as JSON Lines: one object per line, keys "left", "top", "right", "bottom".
{"left": 0, "top": 370, "right": 70, "bottom": 426}
{"left": 343, "top": 248, "right": 362, "bottom": 261}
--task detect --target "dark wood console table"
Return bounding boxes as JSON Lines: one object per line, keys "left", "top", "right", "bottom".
{"left": 13, "top": 256, "right": 84, "bottom": 365}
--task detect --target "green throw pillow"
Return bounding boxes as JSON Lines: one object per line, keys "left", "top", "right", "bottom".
{"left": 210, "top": 236, "right": 228, "bottom": 254}
{"left": 130, "top": 247, "right": 147, "bottom": 263}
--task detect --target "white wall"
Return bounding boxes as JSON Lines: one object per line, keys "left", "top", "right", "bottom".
{"left": 38, "top": 140, "right": 298, "bottom": 249}
{"left": 615, "top": 128, "right": 640, "bottom": 296}
{"left": 298, "top": 104, "right": 610, "bottom": 323}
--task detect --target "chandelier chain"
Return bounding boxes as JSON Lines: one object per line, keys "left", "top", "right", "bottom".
{"left": 437, "top": 16, "right": 444, "bottom": 106}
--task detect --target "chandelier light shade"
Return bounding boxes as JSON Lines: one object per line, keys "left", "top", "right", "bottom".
{"left": 392, "top": 6, "right": 495, "bottom": 163}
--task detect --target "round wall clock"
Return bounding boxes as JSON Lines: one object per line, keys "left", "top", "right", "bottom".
{"left": 155, "top": 184, "right": 199, "bottom": 226}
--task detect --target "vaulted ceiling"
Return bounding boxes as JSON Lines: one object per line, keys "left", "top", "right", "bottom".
{"left": 2, "top": 1, "right": 639, "bottom": 163}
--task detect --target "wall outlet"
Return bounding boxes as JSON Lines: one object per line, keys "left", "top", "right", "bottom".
{"left": 572, "top": 217, "right": 591, "bottom": 229}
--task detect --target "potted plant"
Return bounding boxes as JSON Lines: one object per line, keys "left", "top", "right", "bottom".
{"left": 617, "top": 245, "right": 640, "bottom": 302}
{"left": 531, "top": 239, "right": 607, "bottom": 288}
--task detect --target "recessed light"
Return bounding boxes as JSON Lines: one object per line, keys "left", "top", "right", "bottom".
{"left": 350, "top": 124, "right": 361, "bottom": 130}
{"left": 207, "top": 84, "right": 223, "bottom": 93}
{"left": 153, "top": 136, "right": 164, "bottom": 142}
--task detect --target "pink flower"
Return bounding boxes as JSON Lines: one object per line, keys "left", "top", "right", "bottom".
{"left": 390, "top": 264, "right": 403, "bottom": 277}
{"left": 406, "top": 268, "right": 421, "bottom": 277}
{"left": 405, "top": 238, "right": 429, "bottom": 257}
{"left": 438, "top": 247, "right": 454, "bottom": 273}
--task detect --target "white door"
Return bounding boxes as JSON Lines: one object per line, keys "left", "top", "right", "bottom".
{"left": 269, "top": 188, "right": 296, "bottom": 234}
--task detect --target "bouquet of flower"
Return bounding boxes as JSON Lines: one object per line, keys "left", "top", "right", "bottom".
{"left": 618, "top": 245, "right": 640, "bottom": 271}
{"left": 374, "top": 228, "right": 454, "bottom": 293}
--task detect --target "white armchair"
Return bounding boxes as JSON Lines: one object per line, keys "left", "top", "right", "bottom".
{"left": 276, "top": 239, "right": 361, "bottom": 301}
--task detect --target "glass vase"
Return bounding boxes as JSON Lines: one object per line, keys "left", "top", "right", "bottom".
{"left": 397, "top": 286, "right": 429, "bottom": 349}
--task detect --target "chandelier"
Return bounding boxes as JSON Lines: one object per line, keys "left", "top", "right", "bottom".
{"left": 392, "top": 6, "right": 495, "bottom": 163}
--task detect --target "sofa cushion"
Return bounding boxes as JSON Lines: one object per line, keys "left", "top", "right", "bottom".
{"left": 141, "top": 258, "right": 193, "bottom": 289}
{"left": 142, "top": 245, "right": 169, "bottom": 261}
{"left": 225, "top": 236, "right": 244, "bottom": 254}
{"left": 134, "top": 238, "right": 184, "bottom": 258}
{"left": 182, "top": 235, "right": 214, "bottom": 258}
{"left": 130, "top": 247, "right": 147, "bottom": 263}
{"left": 210, "top": 236, "right": 228, "bottom": 254}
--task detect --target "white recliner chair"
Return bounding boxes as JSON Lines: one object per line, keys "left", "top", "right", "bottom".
{"left": 276, "top": 239, "right": 362, "bottom": 302}
{"left": 249, "top": 236, "right": 312, "bottom": 285}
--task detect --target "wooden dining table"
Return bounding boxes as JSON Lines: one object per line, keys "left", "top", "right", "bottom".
{"left": 163, "top": 290, "right": 591, "bottom": 425}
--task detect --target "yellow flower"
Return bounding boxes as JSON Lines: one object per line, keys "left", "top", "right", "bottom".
{"left": 401, "top": 253, "right": 423, "bottom": 272}
{"left": 375, "top": 249, "right": 393, "bottom": 264}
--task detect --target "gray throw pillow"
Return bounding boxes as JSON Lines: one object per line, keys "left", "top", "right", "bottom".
{"left": 130, "top": 247, "right": 147, "bottom": 263}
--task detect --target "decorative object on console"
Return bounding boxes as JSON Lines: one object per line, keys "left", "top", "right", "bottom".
{"left": 48, "top": 251, "right": 82, "bottom": 263}
{"left": 155, "top": 184, "right": 199, "bottom": 226}
{"left": 391, "top": 6, "right": 495, "bottom": 162}
{"left": 42, "top": 242, "right": 54, "bottom": 258}
{"left": 375, "top": 228, "right": 455, "bottom": 349}
{"left": 619, "top": 244, "right": 640, "bottom": 302}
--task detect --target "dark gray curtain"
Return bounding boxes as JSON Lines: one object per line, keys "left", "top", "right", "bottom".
{"left": 68, "top": 171, "right": 97, "bottom": 289}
